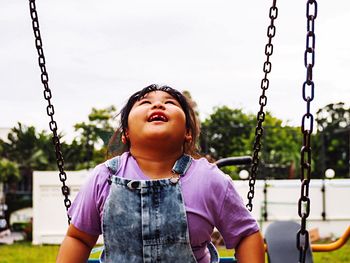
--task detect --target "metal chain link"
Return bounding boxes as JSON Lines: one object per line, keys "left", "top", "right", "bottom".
{"left": 28, "top": 0, "right": 71, "bottom": 224}
{"left": 297, "top": 1, "right": 317, "bottom": 262}
{"left": 247, "top": 0, "right": 278, "bottom": 212}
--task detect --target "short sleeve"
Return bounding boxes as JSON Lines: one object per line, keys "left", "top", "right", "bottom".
{"left": 68, "top": 164, "right": 110, "bottom": 236}
{"left": 215, "top": 179, "right": 259, "bottom": 249}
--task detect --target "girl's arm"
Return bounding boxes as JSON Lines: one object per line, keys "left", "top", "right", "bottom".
{"left": 235, "top": 231, "right": 265, "bottom": 263}
{"left": 56, "top": 224, "right": 99, "bottom": 263}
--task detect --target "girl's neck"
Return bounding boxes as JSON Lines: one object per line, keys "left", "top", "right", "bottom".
{"left": 130, "top": 148, "right": 183, "bottom": 179}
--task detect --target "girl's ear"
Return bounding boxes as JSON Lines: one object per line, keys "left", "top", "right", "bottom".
{"left": 122, "top": 130, "right": 129, "bottom": 144}
{"left": 121, "top": 135, "right": 127, "bottom": 144}
{"left": 184, "top": 133, "right": 192, "bottom": 143}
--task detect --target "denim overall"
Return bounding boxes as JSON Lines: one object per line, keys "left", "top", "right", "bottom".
{"left": 100, "top": 154, "right": 219, "bottom": 263}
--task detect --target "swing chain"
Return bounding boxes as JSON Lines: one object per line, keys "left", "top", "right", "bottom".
{"left": 247, "top": 0, "right": 278, "bottom": 212}
{"left": 297, "top": 0, "right": 317, "bottom": 262}
{"left": 29, "top": 0, "right": 72, "bottom": 224}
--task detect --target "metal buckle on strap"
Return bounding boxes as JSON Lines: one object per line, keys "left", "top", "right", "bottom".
{"left": 127, "top": 180, "right": 141, "bottom": 190}
{"left": 169, "top": 172, "right": 181, "bottom": 185}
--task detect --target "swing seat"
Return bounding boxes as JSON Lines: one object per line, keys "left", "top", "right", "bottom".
{"left": 265, "top": 221, "right": 313, "bottom": 263}
{"left": 87, "top": 258, "right": 237, "bottom": 263}
{"left": 219, "top": 258, "right": 237, "bottom": 263}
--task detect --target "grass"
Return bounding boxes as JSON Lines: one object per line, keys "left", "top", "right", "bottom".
{"left": 0, "top": 242, "right": 59, "bottom": 263}
{"left": 0, "top": 240, "right": 349, "bottom": 262}
{"left": 217, "top": 241, "right": 350, "bottom": 262}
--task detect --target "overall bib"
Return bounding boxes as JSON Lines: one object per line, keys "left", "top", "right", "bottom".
{"left": 100, "top": 154, "right": 219, "bottom": 263}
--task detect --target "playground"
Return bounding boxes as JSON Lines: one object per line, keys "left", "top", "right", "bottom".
{"left": 1, "top": 0, "right": 350, "bottom": 262}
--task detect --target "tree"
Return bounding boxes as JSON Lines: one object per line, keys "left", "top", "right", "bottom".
{"left": 0, "top": 123, "right": 59, "bottom": 223}
{"left": 200, "top": 106, "right": 301, "bottom": 179}
{"left": 201, "top": 106, "right": 255, "bottom": 160}
{"left": 2, "top": 123, "right": 54, "bottom": 171}
{"left": 260, "top": 114, "right": 301, "bottom": 179}
{"left": 74, "top": 106, "right": 117, "bottom": 168}
{"left": 0, "top": 159, "right": 20, "bottom": 183}
{"left": 315, "top": 102, "right": 350, "bottom": 178}
{"left": 60, "top": 139, "right": 85, "bottom": 170}
{"left": 0, "top": 123, "right": 60, "bottom": 195}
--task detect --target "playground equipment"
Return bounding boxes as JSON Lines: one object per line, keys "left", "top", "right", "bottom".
{"left": 27, "top": 0, "right": 349, "bottom": 262}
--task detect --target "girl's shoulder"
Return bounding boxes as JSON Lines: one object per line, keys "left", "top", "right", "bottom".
{"left": 187, "top": 157, "right": 232, "bottom": 188}
{"left": 191, "top": 157, "right": 229, "bottom": 177}
{"left": 84, "top": 163, "right": 110, "bottom": 194}
{"left": 182, "top": 157, "right": 237, "bottom": 220}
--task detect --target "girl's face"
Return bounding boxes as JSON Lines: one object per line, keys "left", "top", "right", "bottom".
{"left": 126, "top": 91, "right": 190, "bottom": 151}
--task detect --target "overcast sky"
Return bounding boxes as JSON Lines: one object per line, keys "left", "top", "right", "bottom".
{"left": 1, "top": 0, "right": 349, "bottom": 141}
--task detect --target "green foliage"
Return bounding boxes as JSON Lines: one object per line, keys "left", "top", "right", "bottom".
{"left": 314, "top": 102, "right": 350, "bottom": 178}
{"left": 0, "top": 106, "right": 118, "bottom": 176}
{"left": 75, "top": 106, "right": 117, "bottom": 144}
{"left": 261, "top": 113, "right": 301, "bottom": 179}
{"left": 0, "top": 123, "right": 57, "bottom": 186}
{"left": 74, "top": 106, "right": 117, "bottom": 168}
{"left": 201, "top": 106, "right": 255, "bottom": 159}
{"left": 0, "top": 159, "right": 20, "bottom": 183}
{"left": 262, "top": 114, "right": 300, "bottom": 164}
{"left": 1, "top": 102, "right": 348, "bottom": 181}
{"left": 3, "top": 123, "right": 48, "bottom": 170}
{"left": 60, "top": 138, "right": 85, "bottom": 170}
{"left": 200, "top": 106, "right": 301, "bottom": 179}
{"left": 220, "top": 166, "right": 240, "bottom": 180}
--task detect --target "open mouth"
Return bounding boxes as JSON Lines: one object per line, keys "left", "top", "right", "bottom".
{"left": 148, "top": 112, "right": 168, "bottom": 122}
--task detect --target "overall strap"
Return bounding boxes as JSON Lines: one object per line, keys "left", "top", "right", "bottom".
{"left": 105, "top": 155, "right": 191, "bottom": 175}
{"left": 104, "top": 154, "right": 192, "bottom": 185}
{"left": 104, "top": 156, "right": 121, "bottom": 184}
{"left": 172, "top": 154, "right": 192, "bottom": 175}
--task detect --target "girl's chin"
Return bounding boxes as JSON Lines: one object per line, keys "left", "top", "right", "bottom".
{"left": 143, "top": 133, "right": 183, "bottom": 143}
{"left": 145, "top": 129, "right": 172, "bottom": 136}
{"left": 145, "top": 134, "right": 174, "bottom": 141}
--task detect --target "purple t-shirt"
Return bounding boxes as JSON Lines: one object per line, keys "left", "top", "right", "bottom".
{"left": 69, "top": 152, "right": 259, "bottom": 261}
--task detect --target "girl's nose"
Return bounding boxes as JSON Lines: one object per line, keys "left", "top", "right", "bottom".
{"left": 152, "top": 101, "right": 165, "bottom": 109}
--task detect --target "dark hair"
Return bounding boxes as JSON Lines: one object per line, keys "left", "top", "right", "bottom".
{"left": 108, "top": 84, "right": 200, "bottom": 157}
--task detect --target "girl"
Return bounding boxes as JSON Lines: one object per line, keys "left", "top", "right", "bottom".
{"left": 57, "top": 84, "right": 264, "bottom": 263}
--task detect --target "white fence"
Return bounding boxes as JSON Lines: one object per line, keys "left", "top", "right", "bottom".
{"left": 32, "top": 170, "right": 350, "bottom": 244}
{"left": 32, "top": 170, "right": 88, "bottom": 245}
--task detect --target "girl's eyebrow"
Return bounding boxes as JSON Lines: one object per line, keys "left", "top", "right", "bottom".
{"left": 137, "top": 95, "right": 150, "bottom": 101}
{"left": 139, "top": 93, "right": 176, "bottom": 101}
{"left": 163, "top": 95, "right": 177, "bottom": 100}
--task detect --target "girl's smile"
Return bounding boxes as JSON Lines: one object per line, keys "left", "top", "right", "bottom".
{"left": 148, "top": 111, "right": 168, "bottom": 122}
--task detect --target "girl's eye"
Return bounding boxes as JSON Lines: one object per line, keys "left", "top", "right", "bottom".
{"left": 165, "top": 100, "right": 176, "bottom": 105}
{"left": 139, "top": 100, "right": 151, "bottom": 105}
